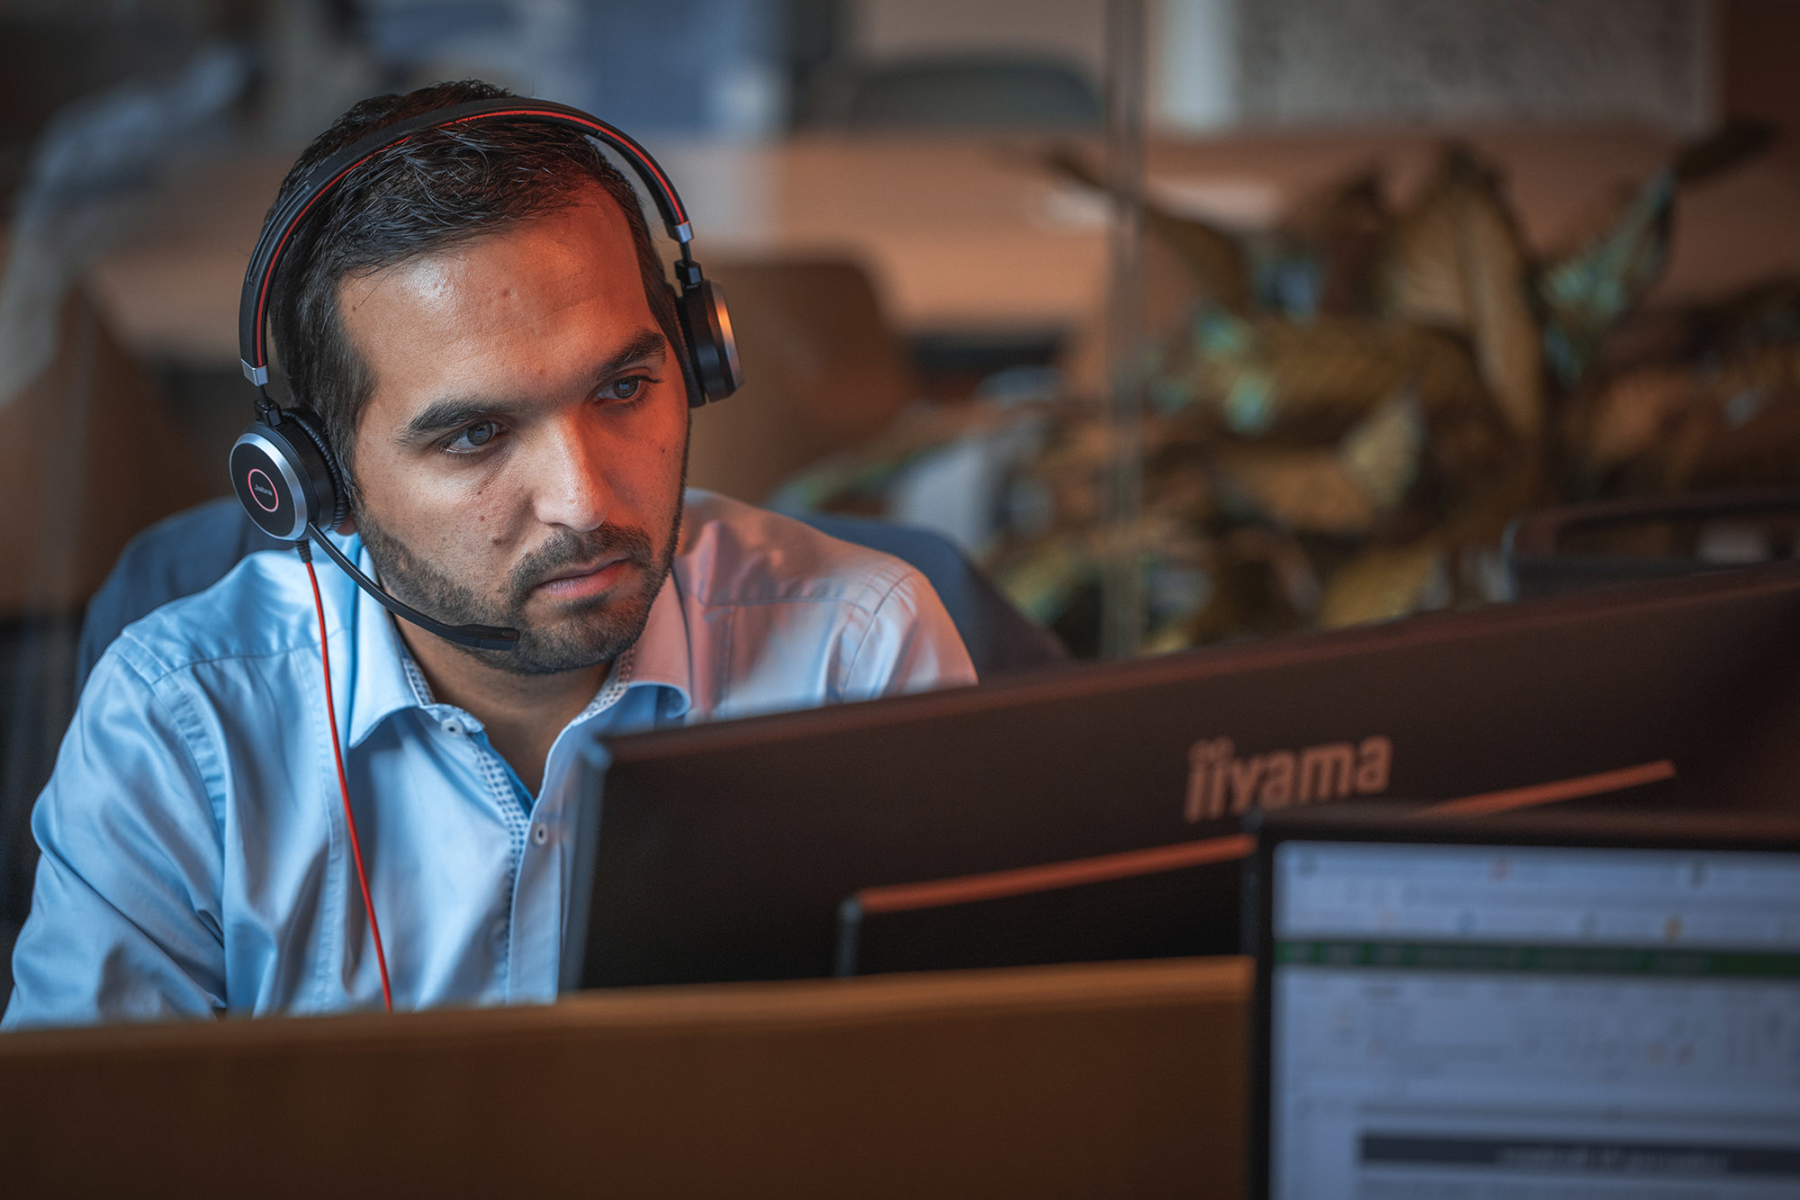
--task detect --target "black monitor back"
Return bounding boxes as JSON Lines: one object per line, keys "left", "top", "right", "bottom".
{"left": 570, "top": 563, "right": 1800, "bottom": 989}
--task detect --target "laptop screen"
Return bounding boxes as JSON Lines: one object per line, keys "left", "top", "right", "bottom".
{"left": 1267, "top": 838, "right": 1800, "bottom": 1199}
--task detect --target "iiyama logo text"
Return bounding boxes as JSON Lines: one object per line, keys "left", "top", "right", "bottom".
{"left": 1184, "top": 736, "right": 1392, "bottom": 822}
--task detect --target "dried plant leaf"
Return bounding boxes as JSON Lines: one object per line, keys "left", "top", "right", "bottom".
{"left": 781, "top": 131, "right": 1800, "bottom": 658}
{"left": 1207, "top": 386, "right": 1428, "bottom": 537}
{"left": 1183, "top": 526, "right": 1318, "bottom": 644}
{"left": 1538, "top": 170, "right": 1675, "bottom": 387}
{"left": 1317, "top": 543, "right": 1447, "bottom": 628}
{"left": 1040, "top": 145, "right": 1251, "bottom": 311}
{"left": 1278, "top": 169, "right": 1390, "bottom": 319}
{"left": 1575, "top": 366, "right": 1703, "bottom": 473}
{"left": 1172, "top": 315, "right": 1499, "bottom": 446}
{"left": 1213, "top": 448, "right": 1378, "bottom": 535}
{"left": 1538, "top": 122, "right": 1777, "bottom": 389}
{"left": 1340, "top": 388, "right": 1425, "bottom": 510}
{"left": 1570, "top": 339, "right": 1800, "bottom": 488}
{"left": 1379, "top": 147, "right": 1544, "bottom": 441}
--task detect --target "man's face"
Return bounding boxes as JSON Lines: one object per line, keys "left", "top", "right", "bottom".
{"left": 339, "top": 191, "right": 688, "bottom": 675}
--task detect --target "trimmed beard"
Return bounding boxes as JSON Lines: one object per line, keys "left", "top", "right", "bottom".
{"left": 356, "top": 499, "right": 683, "bottom": 677}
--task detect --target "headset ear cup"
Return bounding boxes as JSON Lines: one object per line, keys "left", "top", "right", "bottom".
{"left": 664, "top": 282, "right": 705, "bottom": 408}
{"left": 231, "top": 419, "right": 330, "bottom": 541}
{"left": 281, "top": 408, "right": 348, "bottom": 527}
{"left": 677, "top": 278, "right": 742, "bottom": 405}
{"left": 230, "top": 407, "right": 344, "bottom": 540}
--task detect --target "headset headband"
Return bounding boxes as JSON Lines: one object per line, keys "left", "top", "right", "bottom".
{"left": 237, "top": 97, "right": 697, "bottom": 391}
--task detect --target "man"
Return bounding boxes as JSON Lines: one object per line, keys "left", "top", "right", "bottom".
{"left": 4, "top": 82, "right": 975, "bottom": 1027}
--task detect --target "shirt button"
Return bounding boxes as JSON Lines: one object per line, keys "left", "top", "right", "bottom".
{"left": 531, "top": 823, "right": 550, "bottom": 846}
{"left": 441, "top": 719, "right": 464, "bottom": 736}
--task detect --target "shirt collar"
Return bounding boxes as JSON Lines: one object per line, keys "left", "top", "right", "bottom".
{"left": 343, "top": 535, "right": 695, "bottom": 747}
{"left": 343, "top": 534, "right": 432, "bottom": 749}
{"left": 623, "top": 571, "right": 693, "bottom": 720}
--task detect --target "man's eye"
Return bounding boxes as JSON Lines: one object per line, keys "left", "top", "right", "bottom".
{"left": 601, "top": 376, "right": 645, "bottom": 402}
{"left": 446, "top": 421, "right": 500, "bottom": 453}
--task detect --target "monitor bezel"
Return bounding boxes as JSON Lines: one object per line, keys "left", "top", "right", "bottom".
{"left": 1244, "top": 804, "right": 1800, "bottom": 1200}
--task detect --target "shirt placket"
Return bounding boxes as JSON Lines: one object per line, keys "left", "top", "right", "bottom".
{"left": 402, "top": 655, "right": 531, "bottom": 998}
{"left": 508, "top": 648, "right": 637, "bottom": 1001}
{"left": 404, "top": 648, "right": 638, "bottom": 1004}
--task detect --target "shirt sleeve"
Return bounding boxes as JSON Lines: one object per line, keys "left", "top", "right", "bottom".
{"left": 3, "top": 648, "right": 227, "bottom": 1030}
{"left": 840, "top": 567, "right": 979, "bottom": 701}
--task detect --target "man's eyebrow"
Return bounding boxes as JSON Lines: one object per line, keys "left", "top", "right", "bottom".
{"left": 398, "top": 329, "right": 670, "bottom": 443}
{"left": 591, "top": 329, "right": 669, "bottom": 387}
{"left": 399, "top": 398, "right": 520, "bottom": 443}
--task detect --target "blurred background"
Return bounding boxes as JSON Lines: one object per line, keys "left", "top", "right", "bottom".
{"left": 3, "top": 0, "right": 1800, "bottom": 981}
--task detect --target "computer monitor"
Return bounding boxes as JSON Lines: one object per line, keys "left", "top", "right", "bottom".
{"left": 1246, "top": 805, "right": 1800, "bottom": 1200}
{"left": 563, "top": 562, "right": 1800, "bottom": 991}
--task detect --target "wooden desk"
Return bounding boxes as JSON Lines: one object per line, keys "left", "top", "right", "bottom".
{"left": 87, "top": 127, "right": 1800, "bottom": 369}
{"left": 0, "top": 957, "right": 1251, "bottom": 1198}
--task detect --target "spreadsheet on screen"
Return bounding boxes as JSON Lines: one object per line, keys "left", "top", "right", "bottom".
{"left": 1269, "top": 840, "right": 1800, "bottom": 1200}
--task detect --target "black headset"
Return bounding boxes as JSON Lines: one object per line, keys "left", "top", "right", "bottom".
{"left": 229, "top": 98, "right": 743, "bottom": 651}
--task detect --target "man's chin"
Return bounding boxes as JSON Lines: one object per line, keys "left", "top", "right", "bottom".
{"left": 485, "top": 594, "right": 657, "bottom": 676}
{"left": 354, "top": 505, "right": 678, "bottom": 676}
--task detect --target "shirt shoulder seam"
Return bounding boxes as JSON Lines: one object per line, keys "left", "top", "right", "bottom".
{"left": 112, "top": 624, "right": 346, "bottom": 691}
{"left": 681, "top": 558, "right": 920, "bottom": 620}
{"left": 838, "top": 564, "right": 925, "bottom": 687}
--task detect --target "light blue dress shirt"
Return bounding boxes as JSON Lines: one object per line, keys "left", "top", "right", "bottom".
{"left": 4, "top": 490, "right": 976, "bottom": 1029}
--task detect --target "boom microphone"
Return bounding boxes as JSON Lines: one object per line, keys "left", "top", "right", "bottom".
{"left": 305, "top": 527, "right": 521, "bottom": 652}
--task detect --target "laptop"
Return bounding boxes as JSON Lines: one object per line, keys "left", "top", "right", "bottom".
{"left": 1246, "top": 806, "right": 1800, "bottom": 1200}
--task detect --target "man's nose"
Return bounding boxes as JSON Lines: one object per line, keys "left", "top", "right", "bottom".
{"left": 529, "top": 414, "right": 615, "bottom": 533}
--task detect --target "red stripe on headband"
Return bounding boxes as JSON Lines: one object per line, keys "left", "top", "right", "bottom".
{"left": 250, "top": 111, "right": 684, "bottom": 371}
{"left": 251, "top": 143, "right": 405, "bottom": 369}
{"left": 440, "top": 108, "right": 685, "bottom": 222}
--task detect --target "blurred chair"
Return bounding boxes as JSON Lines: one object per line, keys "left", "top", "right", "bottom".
{"left": 1503, "top": 487, "right": 1800, "bottom": 600}
{"left": 76, "top": 498, "right": 1065, "bottom": 695}
{"left": 801, "top": 54, "right": 1102, "bottom": 132}
{"left": 687, "top": 258, "right": 915, "bottom": 505}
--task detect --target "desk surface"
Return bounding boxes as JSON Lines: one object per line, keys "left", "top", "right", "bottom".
{"left": 84, "top": 127, "right": 1800, "bottom": 366}
{"left": 0, "top": 956, "right": 1252, "bottom": 1199}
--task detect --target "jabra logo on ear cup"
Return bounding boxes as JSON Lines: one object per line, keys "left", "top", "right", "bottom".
{"left": 247, "top": 469, "right": 280, "bottom": 512}
{"left": 230, "top": 432, "right": 307, "bottom": 541}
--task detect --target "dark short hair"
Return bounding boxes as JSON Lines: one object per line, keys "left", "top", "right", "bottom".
{"left": 264, "top": 80, "right": 682, "bottom": 502}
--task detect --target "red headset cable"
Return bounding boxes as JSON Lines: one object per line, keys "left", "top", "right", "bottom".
{"left": 298, "top": 540, "right": 394, "bottom": 1012}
